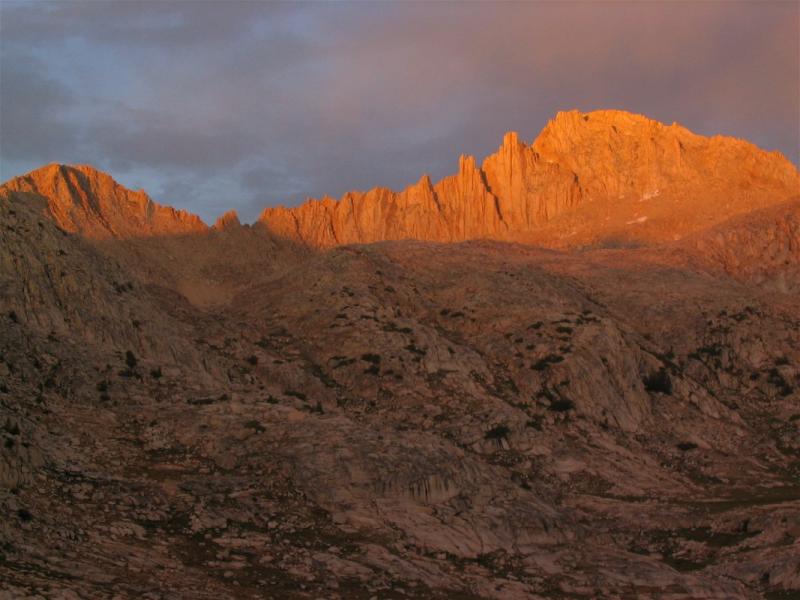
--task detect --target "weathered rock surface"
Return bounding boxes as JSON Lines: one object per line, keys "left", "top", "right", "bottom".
{"left": 258, "top": 110, "right": 798, "bottom": 247}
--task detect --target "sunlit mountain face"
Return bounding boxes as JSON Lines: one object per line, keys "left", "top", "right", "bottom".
{"left": 1, "top": 1, "right": 799, "bottom": 599}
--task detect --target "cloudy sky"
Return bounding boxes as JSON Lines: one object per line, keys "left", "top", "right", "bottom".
{"left": 1, "top": 1, "right": 797, "bottom": 223}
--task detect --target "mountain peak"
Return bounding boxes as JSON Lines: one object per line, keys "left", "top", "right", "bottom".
{"left": 458, "top": 154, "right": 478, "bottom": 174}
{"left": 501, "top": 131, "right": 522, "bottom": 147}
{"left": 259, "top": 109, "right": 799, "bottom": 247}
{"left": 1, "top": 163, "right": 208, "bottom": 239}
{"left": 213, "top": 210, "right": 241, "bottom": 230}
{"left": 550, "top": 108, "right": 658, "bottom": 127}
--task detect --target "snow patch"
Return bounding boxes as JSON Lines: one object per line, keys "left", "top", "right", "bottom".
{"left": 641, "top": 189, "right": 660, "bottom": 201}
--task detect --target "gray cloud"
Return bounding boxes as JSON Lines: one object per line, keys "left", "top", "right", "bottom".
{"left": 0, "top": 55, "right": 79, "bottom": 172}
{"left": 1, "top": 1, "right": 797, "bottom": 223}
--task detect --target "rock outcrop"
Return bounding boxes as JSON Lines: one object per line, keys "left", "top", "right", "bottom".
{"left": 212, "top": 209, "right": 241, "bottom": 231}
{"left": 258, "top": 110, "right": 799, "bottom": 247}
{"left": 0, "top": 163, "right": 207, "bottom": 239}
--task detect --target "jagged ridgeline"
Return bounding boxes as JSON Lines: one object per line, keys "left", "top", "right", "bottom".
{"left": 257, "top": 110, "right": 798, "bottom": 247}
{"left": 2, "top": 110, "right": 797, "bottom": 247}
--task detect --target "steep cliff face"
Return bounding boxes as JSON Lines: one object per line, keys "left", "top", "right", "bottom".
{"left": 259, "top": 155, "right": 507, "bottom": 245}
{"left": 212, "top": 209, "right": 241, "bottom": 230}
{"left": 258, "top": 110, "right": 799, "bottom": 247}
{"left": 0, "top": 164, "right": 207, "bottom": 239}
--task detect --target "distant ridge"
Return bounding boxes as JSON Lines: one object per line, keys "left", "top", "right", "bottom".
{"left": 1, "top": 110, "right": 797, "bottom": 246}
{"left": 0, "top": 163, "right": 208, "bottom": 239}
{"left": 257, "top": 109, "right": 799, "bottom": 247}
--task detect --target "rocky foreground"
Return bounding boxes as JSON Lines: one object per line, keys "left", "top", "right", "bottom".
{"left": 1, "top": 112, "right": 799, "bottom": 599}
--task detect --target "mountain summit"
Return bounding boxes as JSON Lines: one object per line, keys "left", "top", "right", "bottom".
{"left": 0, "top": 163, "right": 207, "bottom": 239}
{"left": 258, "top": 110, "right": 798, "bottom": 247}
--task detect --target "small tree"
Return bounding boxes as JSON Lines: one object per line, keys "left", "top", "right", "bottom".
{"left": 643, "top": 368, "right": 672, "bottom": 395}
{"left": 485, "top": 424, "right": 511, "bottom": 441}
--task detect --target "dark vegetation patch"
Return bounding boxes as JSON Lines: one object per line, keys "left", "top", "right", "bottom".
{"left": 304, "top": 401, "right": 324, "bottom": 415}
{"left": 382, "top": 321, "right": 413, "bottom": 334}
{"left": 643, "top": 368, "right": 672, "bottom": 395}
{"left": 361, "top": 353, "right": 382, "bottom": 374}
{"left": 576, "top": 311, "right": 600, "bottom": 325}
{"left": 309, "top": 364, "right": 337, "bottom": 389}
{"left": 187, "top": 394, "right": 229, "bottom": 406}
{"left": 3, "top": 419, "right": 20, "bottom": 436}
{"left": 531, "top": 354, "right": 564, "bottom": 371}
{"left": 17, "top": 508, "right": 32, "bottom": 522}
{"left": 404, "top": 344, "right": 426, "bottom": 356}
{"left": 548, "top": 399, "right": 575, "bottom": 412}
{"left": 244, "top": 420, "right": 266, "bottom": 433}
{"left": 96, "top": 380, "right": 111, "bottom": 401}
{"left": 526, "top": 416, "right": 543, "bottom": 430}
{"left": 485, "top": 425, "right": 511, "bottom": 441}
{"left": 689, "top": 344, "right": 723, "bottom": 360}
{"left": 767, "top": 368, "right": 793, "bottom": 396}
{"left": 118, "top": 350, "right": 140, "bottom": 378}
{"left": 331, "top": 356, "right": 356, "bottom": 369}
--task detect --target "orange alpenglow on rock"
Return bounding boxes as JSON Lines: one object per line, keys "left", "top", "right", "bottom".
{"left": 1, "top": 110, "right": 797, "bottom": 248}
{"left": 213, "top": 210, "right": 242, "bottom": 231}
{"left": 258, "top": 109, "right": 799, "bottom": 248}
{"left": 0, "top": 163, "right": 208, "bottom": 239}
